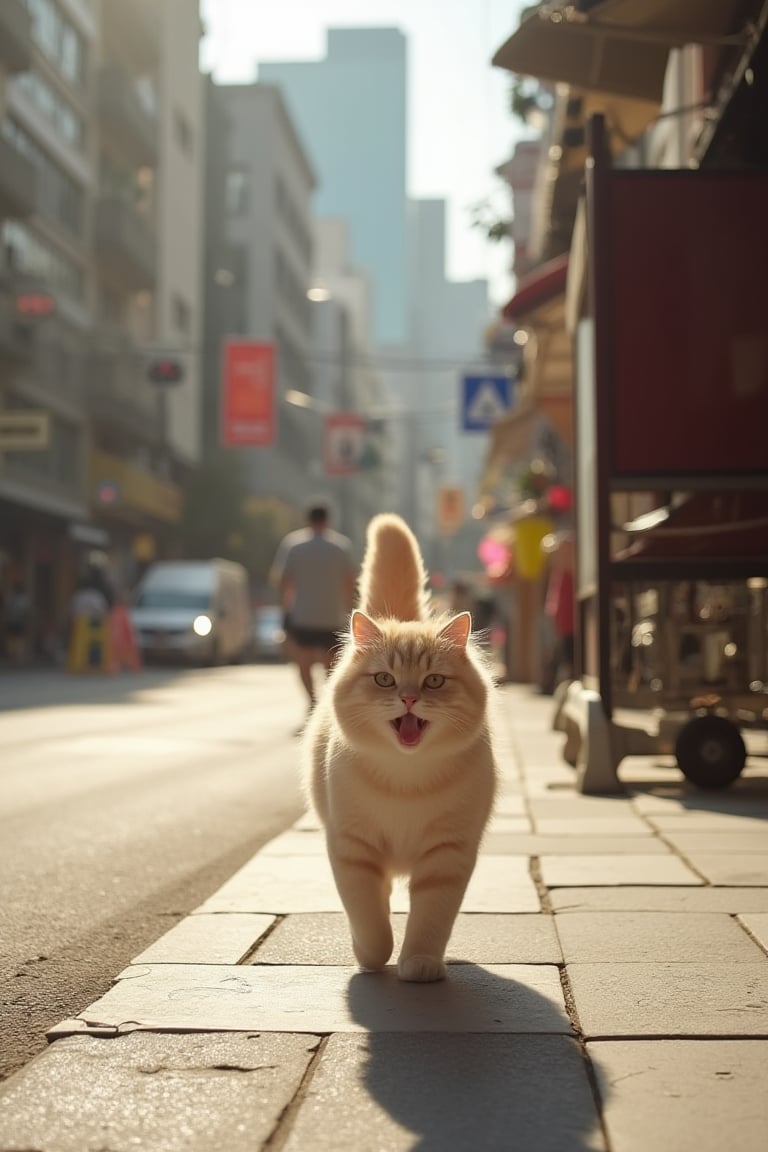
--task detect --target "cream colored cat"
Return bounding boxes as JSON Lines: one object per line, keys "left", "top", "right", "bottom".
{"left": 303, "top": 513, "right": 498, "bottom": 982}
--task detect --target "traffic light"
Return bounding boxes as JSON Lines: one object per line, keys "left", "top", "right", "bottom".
{"left": 147, "top": 358, "right": 184, "bottom": 385}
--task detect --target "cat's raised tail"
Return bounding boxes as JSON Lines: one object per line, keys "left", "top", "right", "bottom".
{"left": 357, "top": 514, "right": 429, "bottom": 622}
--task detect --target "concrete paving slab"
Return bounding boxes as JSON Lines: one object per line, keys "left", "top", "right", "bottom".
{"left": 66, "top": 962, "right": 571, "bottom": 1035}
{"left": 259, "top": 830, "right": 327, "bottom": 855}
{"left": 644, "top": 813, "right": 768, "bottom": 832}
{"left": 0, "top": 1032, "right": 318, "bottom": 1152}
{"left": 491, "top": 792, "right": 527, "bottom": 815}
{"left": 462, "top": 855, "right": 541, "bottom": 911}
{"left": 539, "top": 854, "right": 703, "bottom": 887}
{"left": 252, "top": 912, "right": 562, "bottom": 965}
{"left": 133, "top": 914, "right": 275, "bottom": 964}
{"left": 659, "top": 831, "right": 768, "bottom": 853}
{"left": 628, "top": 790, "right": 768, "bottom": 817}
{"left": 555, "top": 911, "right": 765, "bottom": 963}
{"left": 738, "top": 913, "right": 768, "bottom": 952}
{"left": 196, "top": 855, "right": 348, "bottom": 914}
{"left": 617, "top": 761, "right": 681, "bottom": 786}
{"left": 589, "top": 1039, "right": 768, "bottom": 1152}
{"left": 284, "top": 1033, "right": 605, "bottom": 1152}
{"left": 535, "top": 817, "right": 653, "bottom": 835}
{"left": 529, "top": 798, "right": 638, "bottom": 820}
{"left": 567, "top": 962, "right": 768, "bottom": 1036}
{"left": 485, "top": 815, "right": 532, "bottom": 833}
{"left": 682, "top": 853, "right": 768, "bottom": 886}
{"left": 550, "top": 886, "right": 768, "bottom": 913}
{"left": 482, "top": 833, "right": 668, "bottom": 855}
{"left": 197, "top": 854, "right": 539, "bottom": 915}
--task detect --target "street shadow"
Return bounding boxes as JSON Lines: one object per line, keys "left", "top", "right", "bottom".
{"left": 0, "top": 666, "right": 197, "bottom": 712}
{"left": 344, "top": 964, "right": 606, "bottom": 1152}
{"left": 625, "top": 758, "right": 768, "bottom": 818}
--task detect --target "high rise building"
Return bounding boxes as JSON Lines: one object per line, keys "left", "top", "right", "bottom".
{"left": 259, "top": 29, "right": 408, "bottom": 348}
{"left": 209, "top": 82, "right": 316, "bottom": 513}
{"left": 0, "top": 0, "right": 203, "bottom": 652}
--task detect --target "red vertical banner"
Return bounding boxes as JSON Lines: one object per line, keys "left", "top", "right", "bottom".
{"left": 221, "top": 340, "right": 275, "bottom": 446}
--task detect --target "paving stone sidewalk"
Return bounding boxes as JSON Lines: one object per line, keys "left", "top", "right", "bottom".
{"left": 1, "top": 685, "right": 767, "bottom": 1151}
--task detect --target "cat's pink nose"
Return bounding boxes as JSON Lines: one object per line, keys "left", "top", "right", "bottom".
{"left": 400, "top": 694, "right": 418, "bottom": 710}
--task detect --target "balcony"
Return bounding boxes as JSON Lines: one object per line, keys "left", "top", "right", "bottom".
{"left": 86, "top": 327, "right": 158, "bottom": 440}
{"left": 96, "top": 67, "right": 157, "bottom": 168}
{"left": 0, "top": 137, "right": 35, "bottom": 219}
{"left": 0, "top": 0, "right": 33, "bottom": 73}
{"left": 101, "top": 0, "right": 159, "bottom": 71}
{"left": 93, "top": 195, "right": 156, "bottom": 289}
{"left": 0, "top": 287, "right": 35, "bottom": 364}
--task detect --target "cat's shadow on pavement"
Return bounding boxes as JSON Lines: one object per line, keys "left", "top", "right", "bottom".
{"left": 344, "top": 963, "right": 606, "bottom": 1152}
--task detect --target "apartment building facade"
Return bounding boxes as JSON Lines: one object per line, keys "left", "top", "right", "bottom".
{"left": 0, "top": 0, "right": 203, "bottom": 652}
{"left": 211, "top": 82, "right": 316, "bottom": 513}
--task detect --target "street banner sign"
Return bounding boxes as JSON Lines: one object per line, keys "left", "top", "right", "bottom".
{"left": 461, "top": 372, "right": 514, "bottom": 431}
{"left": 221, "top": 340, "right": 275, "bottom": 446}
{"left": 325, "top": 412, "right": 365, "bottom": 475}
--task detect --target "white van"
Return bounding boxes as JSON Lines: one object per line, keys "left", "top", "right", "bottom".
{"left": 131, "top": 559, "right": 252, "bottom": 665}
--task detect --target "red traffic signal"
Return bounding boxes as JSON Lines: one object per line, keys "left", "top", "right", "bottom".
{"left": 16, "top": 293, "right": 56, "bottom": 317}
{"left": 148, "top": 358, "right": 184, "bottom": 385}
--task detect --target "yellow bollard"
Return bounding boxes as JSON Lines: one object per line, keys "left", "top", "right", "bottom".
{"left": 67, "top": 613, "right": 112, "bottom": 673}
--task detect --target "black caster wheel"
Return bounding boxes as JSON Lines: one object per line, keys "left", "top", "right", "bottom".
{"left": 675, "top": 715, "right": 746, "bottom": 790}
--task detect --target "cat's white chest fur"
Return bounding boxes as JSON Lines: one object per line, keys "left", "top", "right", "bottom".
{"left": 323, "top": 742, "right": 496, "bottom": 877}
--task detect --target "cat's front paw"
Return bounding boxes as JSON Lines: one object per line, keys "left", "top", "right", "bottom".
{"left": 397, "top": 954, "right": 447, "bottom": 982}
{"left": 353, "top": 939, "right": 392, "bottom": 972}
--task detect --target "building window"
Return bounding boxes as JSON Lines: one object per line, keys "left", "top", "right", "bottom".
{"left": 225, "top": 168, "right": 248, "bottom": 215}
{"left": 174, "top": 109, "right": 193, "bottom": 155}
{"left": 23, "top": 0, "right": 86, "bottom": 86}
{"left": 3, "top": 118, "right": 84, "bottom": 236}
{"left": 172, "top": 294, "right": 191, "bottom": 335}
{"left": 11, "top": 72, "right": 85, "bottom": 150}
{"left": 2, "top": 220, "right": 85, "bottom": 301}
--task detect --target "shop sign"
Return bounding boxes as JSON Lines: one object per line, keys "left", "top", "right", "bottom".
{"left": 0, "top": 411, "right": 50, "bottom": 450}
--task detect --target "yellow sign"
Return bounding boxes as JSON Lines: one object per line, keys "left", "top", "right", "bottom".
{"left": 90, "top": 451, "right": 182, "bottom": 523}
{"left": 0, "top": 411, "right": 50, "bottom": 450}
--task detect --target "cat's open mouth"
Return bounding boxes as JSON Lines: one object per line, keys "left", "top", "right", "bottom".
{"left": 392, "top": 713, "right": 428, "bottom": 747}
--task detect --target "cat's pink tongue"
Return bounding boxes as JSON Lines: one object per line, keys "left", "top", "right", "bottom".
{"left": 398, "top": 713, "right": 422, "bottom": 746}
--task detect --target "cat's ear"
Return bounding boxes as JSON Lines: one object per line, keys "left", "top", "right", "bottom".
{"left": 439, "top": 611, "right": 472, "bottom": 649}
{"left": 351, "top": 610, "right": 383, "bottom": 647}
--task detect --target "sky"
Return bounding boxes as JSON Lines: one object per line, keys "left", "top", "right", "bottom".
{"left": 199, "top": 0, "right": 531, "bottom": 310}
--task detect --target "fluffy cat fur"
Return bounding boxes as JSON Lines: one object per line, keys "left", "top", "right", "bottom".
{"left": 303, "top": 513, "right": 498, "bottom": 982}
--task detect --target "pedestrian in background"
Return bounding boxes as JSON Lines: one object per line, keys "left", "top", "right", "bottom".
{"left": 270, "top": 503, "right": 357, "bottom": 731}
{"left": 4, "top": 579, "right": 31, "bottom": 664}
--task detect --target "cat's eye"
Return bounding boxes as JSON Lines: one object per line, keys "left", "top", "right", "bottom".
{"left": 423, "top": 673, "right": 446, "bottom": 689}
{"left": 374, "top": 671, "right": 396, "bottom": 688}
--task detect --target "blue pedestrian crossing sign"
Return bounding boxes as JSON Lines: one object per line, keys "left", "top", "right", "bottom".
{"left": 460, "top": 373, "right": 514, "bottom": 431}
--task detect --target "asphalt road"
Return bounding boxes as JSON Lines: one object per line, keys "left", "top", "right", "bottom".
{"left": 0, "top": 662, "right": 306, "bottom": 1082}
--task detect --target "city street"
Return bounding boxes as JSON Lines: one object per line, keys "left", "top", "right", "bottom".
{"left": 0, "top": 663, "right": 305, "bottom": 1082}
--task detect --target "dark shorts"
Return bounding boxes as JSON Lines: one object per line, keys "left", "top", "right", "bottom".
{"left": 289, "top": 624, "right": 341, "bottom": 652}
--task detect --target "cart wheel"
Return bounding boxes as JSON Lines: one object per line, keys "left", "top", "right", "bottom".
{"left": 675, "top": 715, "right": 746, "bottom": 790}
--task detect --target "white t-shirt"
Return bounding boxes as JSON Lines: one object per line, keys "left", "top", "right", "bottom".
{"left": 270, "top": 528, "right": 356, "bottom": 630}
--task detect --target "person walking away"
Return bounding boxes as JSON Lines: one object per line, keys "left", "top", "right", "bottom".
{"left": 270, "top": 503, "right": 357, "bottom": 731}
